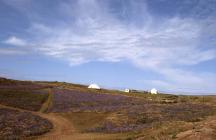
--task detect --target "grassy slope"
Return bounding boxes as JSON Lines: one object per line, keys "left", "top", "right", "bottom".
{"left": 0, "top": 89, "right": 49, "bottom": 111}
{"left": 0, "top": 77, "right": 52, "bottom": 111}
{"left": 44, "top": 81, "right": 216, "bottom": 140}
{"left": 1, "top": 77, "right": 216, "bottom": 140}
{"left": 39, "top": 80, "right": 216, "bottom": 105}
{"left": 0, "top": 78, "right": 54, "bottom": 139}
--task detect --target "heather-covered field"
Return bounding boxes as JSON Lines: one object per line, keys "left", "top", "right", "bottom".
{"left": 49, "top": 88, "right": 216, "bottom": 134}
{"left": 0, "top": 78, "right": 53, "bottom": 139}
{"left": 0, "top": 78, "right": 51, "bottom": 90}
{"left": 0, "top": 78, "right": 216, "bottom": 140}
{"left": 0, "top": 108, "right": 53, "bottom": 139}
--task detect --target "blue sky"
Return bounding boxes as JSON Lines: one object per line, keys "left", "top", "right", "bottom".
{"left": 0, "top": 0, "right": 216, "bottom": 94}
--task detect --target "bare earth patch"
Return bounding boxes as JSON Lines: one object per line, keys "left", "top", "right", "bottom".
{"left": 175, "top": 116, "right": 216, "bottom": 140}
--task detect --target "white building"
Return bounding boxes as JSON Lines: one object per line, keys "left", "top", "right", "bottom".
{"left": 150, "top": 88, "right": 158, "bottom": 94}
{"left": 88, "top": 84, "right": 101, "bottom": 90}
{"left": 124, "top": 89, "right": 130, "bottom": 93}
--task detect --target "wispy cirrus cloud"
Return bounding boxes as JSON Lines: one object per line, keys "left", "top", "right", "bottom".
{"left": 2, "top": 0, "right": 216, "bottom": 93}
{"left": 3, "top": 36, "right": 27, "bottom": 46}
{"left": 29, "top": 17, "right": 215, "bottom": 67}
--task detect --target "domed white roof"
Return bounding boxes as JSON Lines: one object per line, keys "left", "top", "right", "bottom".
{"left": 150, "top": 88, "right": 158, "bottom": 94}
{"left": 124, "top": 89, "right": 130, "bottom": 92}
{"left": 88, "top": 84, "right": 100, "bottom": 89}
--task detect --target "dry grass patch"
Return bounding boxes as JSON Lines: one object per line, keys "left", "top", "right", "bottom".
{"left": 60, "top": 112, "right": 109, "bottom": 132}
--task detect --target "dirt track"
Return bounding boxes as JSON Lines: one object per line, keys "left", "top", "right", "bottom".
{"left": 0, "top": 99, "right": 123, "bottom": 140}
{"left": 0, "top": 104, "right": 76, "bottom": 140}
{"left": 1, "top": 103, "right": 216, "bottom": 140}
{"left": 36, "top": 113, "right": 125, "bottom": 140}
{"left": 36, "top": 113, "right": 77, "bottom": 140}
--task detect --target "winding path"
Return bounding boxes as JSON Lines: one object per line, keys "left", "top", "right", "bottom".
{"left": 35, "top": 113, "right": 77, "bottom": 140}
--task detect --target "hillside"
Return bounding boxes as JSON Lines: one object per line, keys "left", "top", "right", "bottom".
{"left": 0, "top": 77, "right": 216, "bottom": 140}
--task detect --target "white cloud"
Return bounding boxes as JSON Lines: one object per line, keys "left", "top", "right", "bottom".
{"left": 157, "top": 67, "right": 216, "bottom": 93}
{"left": 29, "top": 13, "right": 215, "bottom": 68}
{"left": 4, "top": 0, "right": 216, "bottom": 93}
{"left": 3, "top": 36, "right": 27, "bottom": 46}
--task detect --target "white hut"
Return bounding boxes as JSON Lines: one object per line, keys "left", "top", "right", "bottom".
{"left": 88, "top": 84, "right": 101, "bottom": 90}
{"left": 150, "top": 88, "right": 158, "bottom": 94}
{"left": 124, "top": 89, "right": 130, "bottom": 93}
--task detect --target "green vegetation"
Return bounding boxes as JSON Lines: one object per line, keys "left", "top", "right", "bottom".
{"left": 0, "top": 89, "right": 49, "bottom": 111}
{"left": 1, "top": 77, "right": 216, "bottom": 140}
